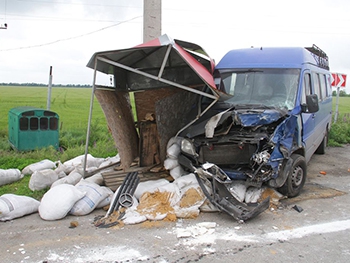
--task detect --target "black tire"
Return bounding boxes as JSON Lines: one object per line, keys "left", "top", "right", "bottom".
{"left": 315, "top": 129, "right": 328, "bottom": 154}
{"left": 278, "top": 154, "right": 307, "bottom": 198}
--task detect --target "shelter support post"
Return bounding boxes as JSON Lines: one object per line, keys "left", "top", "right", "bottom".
{"left": 83, "top": 58, "right": 98, "bottom": 177}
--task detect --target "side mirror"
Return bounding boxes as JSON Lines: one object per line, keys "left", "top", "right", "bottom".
{"left": 302, "top": 94, "right": 319, "bottom": 113}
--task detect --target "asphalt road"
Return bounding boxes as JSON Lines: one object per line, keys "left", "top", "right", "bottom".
{"left": 1, "top": 145, "right": 350, "bottom": 263}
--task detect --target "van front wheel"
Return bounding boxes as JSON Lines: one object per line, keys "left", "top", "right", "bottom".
{"left": 278, "top": 154, "right": 306, "bottom": 198}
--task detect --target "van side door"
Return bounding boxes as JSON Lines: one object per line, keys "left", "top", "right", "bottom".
{"left": 312, "top": 72, "right": 332, "bottom": 150}
{"left": 301, "top": 71, "right": 316, "bottom": 162}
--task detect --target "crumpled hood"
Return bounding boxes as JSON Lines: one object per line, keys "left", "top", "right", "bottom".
{"left": 235, "top": 109, "right": 287, "bottom": 127}
{"left": 181, "top": 107, "right": 288, "bottom": 139}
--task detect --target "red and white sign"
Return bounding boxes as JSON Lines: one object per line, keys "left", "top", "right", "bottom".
{"left": 331, "top": 73, "right": 347, "bottom": 88}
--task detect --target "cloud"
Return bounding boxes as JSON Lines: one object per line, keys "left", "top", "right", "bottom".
{"left": 1, "top": 0, "right": 350, "bottom": 91}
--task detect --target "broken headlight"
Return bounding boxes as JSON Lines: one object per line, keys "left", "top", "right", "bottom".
{"left": 181, "top": 138, "right": 198, "bottom": 157}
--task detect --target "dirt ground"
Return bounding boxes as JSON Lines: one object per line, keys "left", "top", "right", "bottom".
{"left": 1, "top": 145, "right": 350, "bottom": 263}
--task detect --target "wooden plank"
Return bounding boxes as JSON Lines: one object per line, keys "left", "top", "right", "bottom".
{"left": 139, "top": 121, "right": 160, "bottom": 167}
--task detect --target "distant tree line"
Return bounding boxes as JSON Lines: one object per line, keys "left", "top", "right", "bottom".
{"left": 332, "top": 90, "right": 350, "bottom": 97}
{"left": 0, "top": 83, "right": 92, "bottom": 88}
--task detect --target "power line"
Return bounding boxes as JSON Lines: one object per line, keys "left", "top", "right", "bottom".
{"left": 0, "top": 15, "right": 142, "bottom": 52}
{"left": 17, "top": 0, "right": 142, "bottom": 8}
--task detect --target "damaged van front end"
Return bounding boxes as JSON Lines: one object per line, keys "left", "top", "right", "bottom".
{"left": 177, "top": 46, "right": 331, "bottom": 221}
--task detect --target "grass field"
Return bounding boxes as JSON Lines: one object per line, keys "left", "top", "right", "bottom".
{"left": 0, "top": 86, "right": 107, "bottom": 133}
{"left": 332, "top": 96, "right": 350, "bottom": 120}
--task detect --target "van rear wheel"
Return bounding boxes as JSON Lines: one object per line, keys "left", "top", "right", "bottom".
{"left": 278, "top": 154, "right": 306, "bottom": 198}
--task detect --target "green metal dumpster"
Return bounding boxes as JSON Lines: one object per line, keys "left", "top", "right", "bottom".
{"left": 8, "top": 106, "right": 59, "bottom": 151}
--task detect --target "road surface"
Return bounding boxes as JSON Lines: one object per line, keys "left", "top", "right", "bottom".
{"left": 1, "top": 145, "right": 350, "bottom": 263}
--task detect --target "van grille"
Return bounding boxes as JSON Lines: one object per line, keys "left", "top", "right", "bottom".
{"left": 198, "top": 143, "right": 257, "bottom": 165}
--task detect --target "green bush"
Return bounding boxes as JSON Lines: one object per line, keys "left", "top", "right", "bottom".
{"left": 329, "top": 120, "right": 350, "bottom": 146}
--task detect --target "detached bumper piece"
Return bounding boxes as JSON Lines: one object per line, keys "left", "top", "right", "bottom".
{"left": 195, "top": 169, "right": 270, "bottom": 222}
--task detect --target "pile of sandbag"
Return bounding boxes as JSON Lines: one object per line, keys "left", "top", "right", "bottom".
{"left": 119, "top": 173, "right": 210, "bottom": 225}
{"left": 0, "top": 154, "right": 119, "bottom": 221}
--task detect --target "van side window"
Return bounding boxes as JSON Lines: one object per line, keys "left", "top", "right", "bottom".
{"left": 302, "top": 73, "right": 312, "bottom": 104}
{"left": 326, "top": 74, "right": 332, "bottom": 96}
{"left": 319, "top": 74, "right": 327, "bottom": 99}
{"left": 312, "top": 72, "right": 322, "bottom": 101}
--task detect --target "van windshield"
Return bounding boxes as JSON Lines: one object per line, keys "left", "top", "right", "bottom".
{"left": 216, "top": 68, "right": 300, "bottom": 110}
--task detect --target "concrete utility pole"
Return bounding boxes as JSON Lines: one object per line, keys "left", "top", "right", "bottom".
{"left": 143, "top": 0, "right": 161, "bottom": 42}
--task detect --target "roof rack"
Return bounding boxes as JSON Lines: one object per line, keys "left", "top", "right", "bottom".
{"left": 305, "top": 44, "right": 329, "bottom": 70}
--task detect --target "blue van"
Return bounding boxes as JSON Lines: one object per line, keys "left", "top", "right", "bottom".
{"left": 178, "top": 45, "right": 332, "bottom": 207}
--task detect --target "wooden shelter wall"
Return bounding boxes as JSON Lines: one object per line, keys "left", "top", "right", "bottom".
{"left": 155, "top": 90, "right": 199, "bottom": 162}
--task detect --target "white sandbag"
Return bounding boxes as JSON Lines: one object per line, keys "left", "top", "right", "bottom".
{"left": 98, "top": 155, "right": 121, "bottom": 168}
{"left": 29, "top": 169, "right": 59, "bottom": 191}
{"left": 175, "top": 206, "right": 201, "bottom": 219}
{"left": 85, "top": 172, "right": 104, "bottom": 185}
{"left": 166, "top": 143, "right": 181, "bottom": 159}
{"left": 0, "top": 194, "right": 40, "bottom": 221}
{"left": 55, "top": 160, "right": 74, "bottom": 175}
{"left": 22, "top": 159, "right": 56, "bottom": 175}
{"left": 70, "top": 180, "right": 109, "bottom": 216}
{"left": 122, "top": 209, "right": 147, "bottom": 225}
{"left": 174, "top": 184, "right": 206, "bottom": 218}
{"left": 95, "top": 187, "right": 114, "bottom": 209}
{"left": 134, "top": 179, "right": 170, "bottom": 200}
{"left": 0, "top": 169, "right": 23, "bottom": 186}
{"left": 39, "top": 184, "right": 85, "bottom": 220}
{"left": 173, "top": 173, "right": 197, "bottom": 189}
{"left": 169, "top": 165, "right": 185, "bottom": 180}
{"left": 50, "top": 170, "right": 83, "bottom": 188}
{"left": 228, "top": 181, "right": 247, "bottom": 203}
{"left": 154, "top": 183, "right": 181, "bottom": 207}
{"left": 166, "top": 136, "right": 183, "bottom": 150}
{"left": 245, "top": 187, "right": 263, "bottom": 204}
{"left": 63, "top": 154, "right": 105, "bottom": 169}
{"left": 163, "top": 158, "right": 179, "bottom": 170}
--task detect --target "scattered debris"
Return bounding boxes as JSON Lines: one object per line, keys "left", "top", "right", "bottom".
{"left": 292, "top": 205, "right": 304, "bottom": 213}
{"left": 69, "top": 221, "right": 79, "bottom": 228}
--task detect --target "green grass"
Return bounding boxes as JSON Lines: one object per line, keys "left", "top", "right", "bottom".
{"left": 332, "top": 96, "right": 350, "bottom": 114}
{"left": 0, "top": 86, "right": 105, "bottom": 131}
{"left": 0, "top": 86, "right": 117, "bottom": 198}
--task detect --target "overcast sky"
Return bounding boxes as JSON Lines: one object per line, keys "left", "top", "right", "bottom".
{"left": 1, "top": 0, "right": 350, "bottom": 91}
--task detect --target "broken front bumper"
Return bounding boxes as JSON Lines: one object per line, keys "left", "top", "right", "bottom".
{"left": 178, "top": 154, "right": 270, "bottom": 222}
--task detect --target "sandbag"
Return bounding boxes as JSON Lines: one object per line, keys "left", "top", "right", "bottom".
{"left": 134, "top": 178, "right": 170, "bottom": 200}
{"left": 98, "top": 154, "right": 120, "bottom": 168}
{"left": 95, "top": 186, "right": 114, "bottom": 209}
{"left": 29, "top": 169, "right": 59, "bottom": 191}
{"left": 21, "top": 159, "right": 56, "bottom": 175}
{"left": 39, "top": 184, "right": 85, "bottom": 220}
{"left": 69, "top": 180, "right": 109, "bottom": 216}
{"left": 84, "top": 172, "right": 104, "bottom": 185}
{"left": 0, "top": 169, "right": 23, "bottom": 186}
{"left": 50, "top": 170, "right": 83, "bottom": 188}
{"left": 63, "top": 154, "right": 105, "bottom": 169}
{"left": 0, "top": 194, "right": 40, "bottom": 221}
